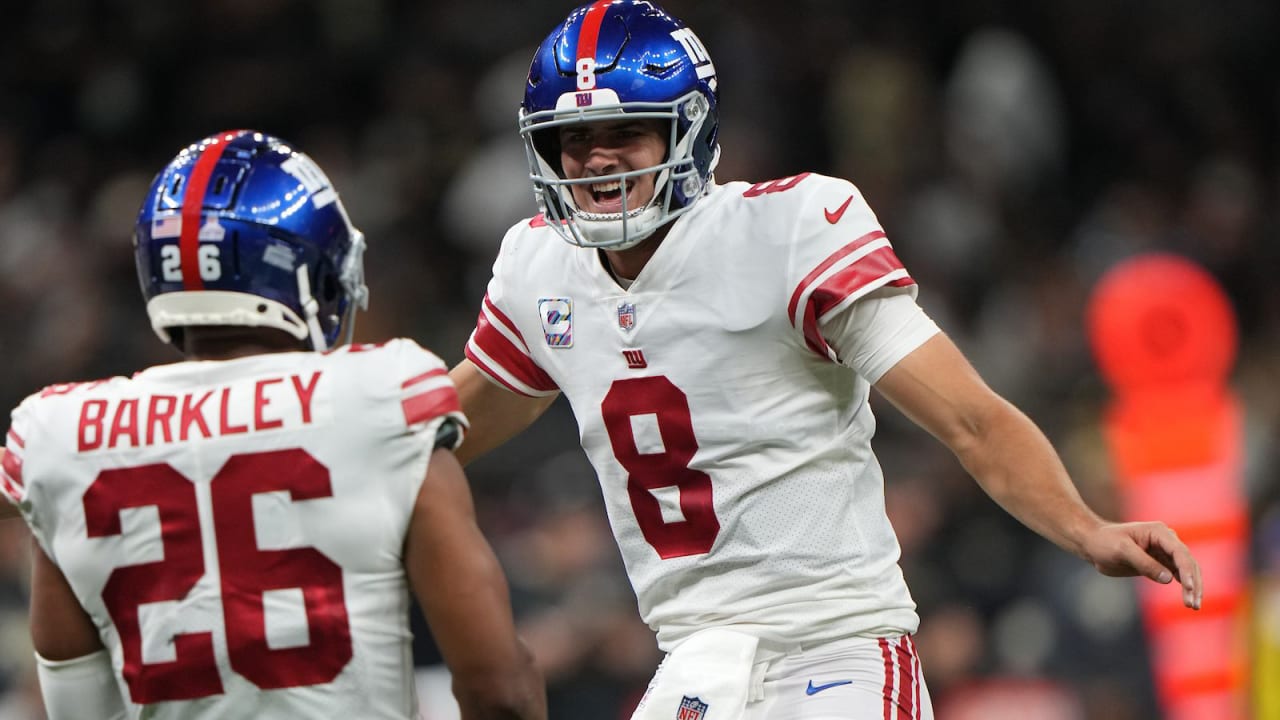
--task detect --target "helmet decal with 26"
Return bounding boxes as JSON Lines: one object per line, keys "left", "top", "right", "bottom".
{"left": 134, "top": 130, "right": 367, "bottom": 351}
{"left": 520, "top": 0, "right": 720, "bottom": 250}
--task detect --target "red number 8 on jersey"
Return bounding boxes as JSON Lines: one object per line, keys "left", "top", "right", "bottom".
{"left": 601, "top": 377, "right": 720, "bottom": 559}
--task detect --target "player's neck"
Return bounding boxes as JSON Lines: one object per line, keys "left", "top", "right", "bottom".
{"left": 601, "top": 226, "right": 669, "bottom": 284}
{"left": 182, "top": 327, "right": 306, "bottom": 361}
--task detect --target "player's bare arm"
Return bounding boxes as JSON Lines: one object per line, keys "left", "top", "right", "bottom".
{"left": 30, "top": 538, "right": 103, "bottom": 661}
{"left": 874, "top": 332, "right": 1203, "bottom": 610}
{"left": 405, "top": 447, "right": 547, "bottom": 720}
{"left": 30, "top": 538, "right": 128, "bottom": 720}
{"left": 449, "top": 359, "right": 558, "bottom": 466}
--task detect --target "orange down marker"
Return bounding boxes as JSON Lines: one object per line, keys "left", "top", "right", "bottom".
{"left": 1086, "top": 253, "right": 1248, "bottom": 720}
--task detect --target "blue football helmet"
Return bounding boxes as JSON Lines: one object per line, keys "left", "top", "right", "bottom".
{"left": 134, "top": 130, "right": 367, "bottom": 351}
{"left": 520, "top": 0, "right": 720, "bottom": 250}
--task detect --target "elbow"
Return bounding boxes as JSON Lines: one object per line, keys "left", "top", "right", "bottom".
{"left": 943, "top": 399, "right": 1018, "bottom": 472}
{"left": 454, "top": 692, "right": 543, "bottom": 720}
{"left": 452, "top": 649, "right": 546, "bottom": 720}
{"left": 941, "top": 410, "right": 990, "bottom": 462}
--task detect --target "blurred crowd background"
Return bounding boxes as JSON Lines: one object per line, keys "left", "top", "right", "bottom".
{"left": 1, "top": 0, "right": 1277, "bottom": 718}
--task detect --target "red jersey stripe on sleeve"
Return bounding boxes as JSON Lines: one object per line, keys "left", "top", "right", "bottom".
{"left": 470, "top": 309, "right": 557, "bottom": 393}
{"left": 482, "top": 295, "right": 529, "bottom": 351}
{"left": 402, "top": 368, "right": 447, "bottom": 390}
{"left": 0, "top": 476, "right": 19, "bottom": 505}
{"left": 6, "top": 429, "right": 24, "bottom": 449}
{"left": 402, "top": 387, "right": 462, "bottom": 427}
{"left": 464, "top": 342, "right": 557, "bottom": 397}
{"left": 2, "top": 449, "right": 22, "bottom": 489}
{"left": 809, "top": 244, "right": 913, "bottom": 319}
{"left": 787, "top": 230, "right": 887, "bottom": 326}
{"left": 789, "top": 231, "right": 916, "bottom": 362}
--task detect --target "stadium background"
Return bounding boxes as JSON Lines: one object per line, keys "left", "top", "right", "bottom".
{"left": 0, "top": 1, "right": 1276, "bottom": 717}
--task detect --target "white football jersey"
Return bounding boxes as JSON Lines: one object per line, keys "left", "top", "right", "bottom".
{"left": 466, "top": 173, "right": 937, "bottom": 652}
{"left": 2, "top": 339, "right": 465, "bottom": 719}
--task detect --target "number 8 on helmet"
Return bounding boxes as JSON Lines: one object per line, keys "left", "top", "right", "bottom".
{"left": 520, "top": 0, "right": 721, "bottom": 251}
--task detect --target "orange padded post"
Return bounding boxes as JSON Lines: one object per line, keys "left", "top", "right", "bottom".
{"left": 1086, "top": 253, "right": 1248, "bottom": 720}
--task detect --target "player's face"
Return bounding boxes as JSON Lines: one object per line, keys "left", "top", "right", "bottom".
{"left": 558, "top": 119, "right": 667, "bottom": 215}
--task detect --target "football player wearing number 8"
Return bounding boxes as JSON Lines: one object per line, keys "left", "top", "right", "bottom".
{"left": 447, "top": 2, "right": 1204, "bottom": 718}
{"left": 0, "top": 131, "right": 545, "bottom": 720}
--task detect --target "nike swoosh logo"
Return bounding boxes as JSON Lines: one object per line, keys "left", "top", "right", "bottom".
{"left": 806, "top": 679, "right": 853, "bottom": 696}
{"left": 824, "top": 195, "right": 854, "bottom": 224}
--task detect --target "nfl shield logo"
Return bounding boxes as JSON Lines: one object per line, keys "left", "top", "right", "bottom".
{"left": 617, "top": 301, "right": 636, "bottom": 332}
{"left": 677, "top": 696, "right": 708, "bottom": 720}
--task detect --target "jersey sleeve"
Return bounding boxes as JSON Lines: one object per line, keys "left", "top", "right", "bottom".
{"left": 462, "top": 226, "right": 560, "bottom": 397}
{"left": 392, "top": 340, "right": 469, "bottom": 448}
{"left": 2, "top": 406, "right": 29, "bottom": 507}
{"left": 4, "top": 393, "right": 57, "bottom": 556}
{"left": 783, "top": 176, "right": 917, "bottom": 363}
{"left": 820, "top": 289, "right": 940, "bottom": 382}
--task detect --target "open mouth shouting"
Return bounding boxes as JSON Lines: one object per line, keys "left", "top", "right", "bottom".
{"left": 586, "top": 178, "right": 631, "bottom": 214}
{"left": 575, "top": 175, "right": 654, "bottom": 217}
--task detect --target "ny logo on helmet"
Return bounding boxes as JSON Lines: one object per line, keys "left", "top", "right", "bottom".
{"left": 670, "top": 28, "right": 716, "bottom": 83}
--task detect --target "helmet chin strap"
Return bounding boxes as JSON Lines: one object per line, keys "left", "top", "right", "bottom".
{"left": 295, "top": 264, "right": 328, "bottom": 351}
{"left": 575, "top": 204, "right": 664, "bottom": 249}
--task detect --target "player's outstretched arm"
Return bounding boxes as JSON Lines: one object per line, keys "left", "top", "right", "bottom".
{"left": 449, "top": 359, "right": 558, "bottom": 466}
{"left": 874, "top": 332, "right": 1203, "bottom": 610}
{"left": 30, "top": 538, "right": 128, "bottom": 719}
{"left": 406, "top": 447, "right": 547, "bottom": 720}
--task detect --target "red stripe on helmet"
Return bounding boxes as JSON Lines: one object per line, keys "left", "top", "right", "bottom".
{"left": 576, "top": 0, "right": 613, "bottom": 69}
{"left": 178, "top": 131, "right": 238, "bottom": 290}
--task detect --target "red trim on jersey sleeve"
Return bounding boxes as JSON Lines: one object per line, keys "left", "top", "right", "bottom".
{"left": 482, "top": 294, "right": 523, "bottom": 343}
{"left": 402, "top": 386, "right": 462, "bottom": 427}
{"left": 788, "top": 230, "right": 916, "bottom": 361}
{"left": 401, "top": 368, "right": 447, "bottom": 390}
{"left": 0, "top": 448, "right": 22, "bottom": 491}
{"left": 467, "top": 296, "right": 557, "bottom": 394}
{"left": 463, "top": 344, "right": 523, "bottom": 395}
{"left": 788, "top": 230, "right": 887, "bottom": 321}
{"left": 464, "top": 342, "right": 556, "bottom": 398}
{"left": 6, "top": 429, "right": 24, "bottom": 449}
{"left": 809, "top": 244, "right": 913, "bottom": 318}
{"left": 0, "top": 477, "right": 19, "bottom": 505}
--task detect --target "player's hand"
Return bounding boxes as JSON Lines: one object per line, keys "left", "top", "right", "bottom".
{"left": 1082, "top": 521, "right": 1202, "bottom": 609}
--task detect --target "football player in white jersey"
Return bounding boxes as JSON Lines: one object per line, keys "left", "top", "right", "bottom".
{"left": 0, "top": 131, "right": 545, "bottom": 720}
{"left": 447, "top": 2, "right": 1203, "bottom": 719}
